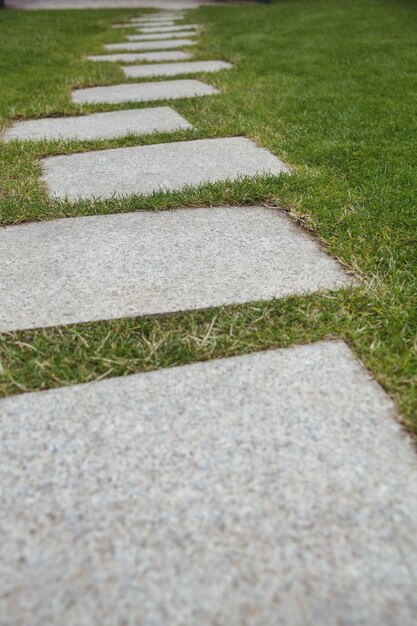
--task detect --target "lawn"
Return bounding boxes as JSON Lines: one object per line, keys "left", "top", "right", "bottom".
{"left": 0, "top": 0, "right": 416, "bottom": 433}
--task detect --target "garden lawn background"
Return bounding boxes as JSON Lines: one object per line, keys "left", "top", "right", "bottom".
{"left": 0, "top": 0, "right": 416, "bottom": 434}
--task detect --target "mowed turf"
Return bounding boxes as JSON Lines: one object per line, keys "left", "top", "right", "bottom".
{"left": 0, "top": 0, "right": 416, "bottom": 434}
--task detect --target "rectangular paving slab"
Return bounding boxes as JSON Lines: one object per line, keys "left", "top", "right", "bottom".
{"left": 87, "top": 50, "right": 192, "bottom": 62}
{"left": 1, "top": 107, "right": 192, "bottom": 142}
{"left": 1, "top": 341, "right": 416, "bottom": 626}
{"left": 105, "top": 39, "right": 195, "bottom": 51}
{"left": 127, "top": 32, "right": 197, "bottom": 40}
{"left": 42, "top": 137, "right": 289, "bottom": 200}
{"left": 123, "top": 60, "right": 233, "bottom": 78}
{"left": 0, "top": 206, "right": 349, "bottom": 331}
{"left": 72, "top": 79, "right": 218, "bottom": 105}
{"left": 138, "top": 24, "right": 198, "bottom": 33}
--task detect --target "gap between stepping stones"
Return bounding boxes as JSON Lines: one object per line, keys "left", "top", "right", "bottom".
{"left": 122, "top": 60, "right": 233, "bottom": 79}
{"left": 1, "top": 107, "right": 192, "bottom": 143}
{"left": 41, "top": 137, "right": 290, "bottom": 200}
{"left": 104, "top": 40, "right": 196, "bottom": 52}
{"left": 87, "top": 51, "right": 192, "bottom": 63}
{"left": 1, "top": 342, "right": 415, "bottom": 625}
{"left": 0, "top": 207, "right": 350, "bottom": 331}
{"left": 71, "top": 79, "right": 218, "bottom": 105}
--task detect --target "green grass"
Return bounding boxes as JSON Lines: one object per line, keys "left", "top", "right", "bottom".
{"left": 0, "top": 0, "right": 416, "bottom": 433}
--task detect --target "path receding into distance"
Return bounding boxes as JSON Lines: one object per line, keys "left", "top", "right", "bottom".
{"left": 1, "top": 4, "right": 417, "bottom": 625}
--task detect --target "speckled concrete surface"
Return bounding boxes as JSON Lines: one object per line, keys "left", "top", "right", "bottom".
{"left": 41, "top": 137, "right": 290, "bottom": 200}
{"left": 128, "top": 32, "right": 196, "bottom": 40}
{"left": 0, "top": 206, "right": 350, "bottom": 331}
{"left": 87, "top": 50, "right": 192, "bottom": 62}
{"left": 104, "top": 38, "right": 195, "bottom": 51}
{"left": 72, "top": 78, "right": 217, "bottom": 105}
{"left": 1, "top": 107, "right": 192, "bottom": 142}
{"left": 1, "top": 341, "right": 416, "bottom": 625}
{"left": 123, "top": 60, "right": 232, "bottom": 78}
{"left": 137, "top": 24, "right": 198, "bottom": 33}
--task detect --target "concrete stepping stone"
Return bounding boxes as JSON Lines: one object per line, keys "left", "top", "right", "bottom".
{"left": 138, "top": 24, "right": 198, "bottom": 33}
{"left": 42, "top": 137, "right": 290, "bottom": 200}
{"left": 1, "top": 108, "right": 192, "bottom": 142}
{"left": 130, "top": 16, "right": 185, "bottom": 22}
{"left": 87, "top": 50, "right": 192, "bottom": 63}
{"left": 1, "top": 342, "right": 416, "bottom": 626}
{"left": 0, "top": 206, "right": 349, "bottom": 331}
{"left": 127, "top": 32, "right": 197, "bottom": 41}
{"left": 72, "top": 79, "right": 217, "bottom": 105}
{"left": 132, "top": 21, "right": 178, "bottom": 28}
{"left": 123, "top": 60, "right": 233, "bottom": 78}
{"left": 104, "top": 39, "right": 195, "bottom": 51}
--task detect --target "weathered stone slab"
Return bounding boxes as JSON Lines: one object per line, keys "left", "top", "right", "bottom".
{"left": 88, "top": 50, "right": 191, "bottom": 62}
{"left": 127, "top": 32, "right": 196, "bottom": 40}
{"left": 42, "top": 137, "right": 290, "bottom": 200}
{"left": 138, "top": 24, "right": 198, "bottom": 33}
{"left": 132, "top": 20, "right": 177, "bottom": 27}
{"left": 1, "top": 108, "right": 192, "bottom": 142}
{"left": 123, "top": 60, "right": 233, "bottom": 78}
{"left": 0, "top": 206, "right": 350, "bottom": 331}
{"left": 72, "top": 79, "right": 217, "bottom": 105}
{"left": 105, "top": 39, "right": 195, "bottom": 51}
{"left": 1, "top": 341, "right": 416, "bottom": 626}
{"left": 130, "top": 15, "right": 184, "bottom": 22}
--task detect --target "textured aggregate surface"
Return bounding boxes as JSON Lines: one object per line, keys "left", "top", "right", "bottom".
{"left": 127, "top": 32, "right": 197, "bottom": 40}
{"left": 41, "top": 137, "right": 290, "bottom": 200}
{"left": 1, "top": 342, "right": 416, "bottom": 625}
{"left": 71, "top": 78, "right": 217, "bottom": 104}
{"left": 122, "top": 60, "right": 233, "bottom": 78}
{"left": 87, "top": 50, "right": 191, "bottom": 62}
{"left": 0, "top": 206, "right": 350, "bottom": 331}
{"left": 104, "top": 38, "right": 196, "bottom": 51}
{"left": 137, "top": 24, "right": 199, "bottom": 33}
{"left": 1, "top": 107, "right": 192, "bottom": 142}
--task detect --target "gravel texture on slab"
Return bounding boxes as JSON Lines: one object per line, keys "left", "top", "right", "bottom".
{"left": 0, "top": 206, "right": 350, "bottom": 331}
{"left": 137, "top": 24, "right": 198, "bottom": 33}
{"left": 123, "top": 60, "right": 232, "bottom": 78}
{"left": 1, "top": 341, "right": 416, "bottom": 625}
{"left": 71, "top": 78, "right": 217, "bottom": 105}
{"left": 1, "top": 107, "right": 192, "bottom": 142}
{"left": 41, "top": 136, "right": 289, "bottom": 200}
{"left": 127, "top": 32, "right": 196, "bottom": 40}
{"left": 104, "top": 38, "right": 195, "bottom": 51}
{"left": 87, "top": 50, "right": 191, "bottom": 62}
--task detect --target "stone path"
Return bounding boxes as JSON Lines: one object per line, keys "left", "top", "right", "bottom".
{"left": 72, "top": 79, "right": 218, "bottom": 104}
{"left": 1, "top": 107, "right": 192, "bottom": 142}
{"left": 2, "top": 5, "right": 416, "bottom": 626}
{"left": 122, "top": 60, "right": 233, "bottom": 78}
{"left": 1, "top": 342, "right": 417, "bottom": 625}
{"left": 41, "top": 137, "right": 290, "bottom": 199}
{"left": 0, "top": 206, "right": 351, "bottom": 331}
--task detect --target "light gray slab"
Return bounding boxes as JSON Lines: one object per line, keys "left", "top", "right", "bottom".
{"left": 1, "top": 341, "right": 416, "bottom": 626}
{"left": 1, "top": 107, "right": 192, "bottom": 142}
{"left": 72, "top": 79, "right": 217, "bottom": 105}
{"left": 42, "top": 137, "right": 290, "bottom": 200}
{"left": 123, "top": 60, "right": 233, "bottom": 78}
{"left": 130, "top": 15, "right": 185, "bottom": 22}
{"left": 87, "top": 50, "right": 191, "bottom": 62}
{"left": 112, "top": 21, "right": 180, "bottom": 28}
{"left": 138, "top": 24, "right": 198, "bottom": 33}
{"left": 105, "top": 39, "right": 195, "bottom": 51}
{"left": 127, "top": 32, "right": 197, "bottom": 40}
{"left": 130, "top": 20, "right": 181, "bottom": 26}
{"left": 0, "top": 206, "right": 350, "bottom": 331}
